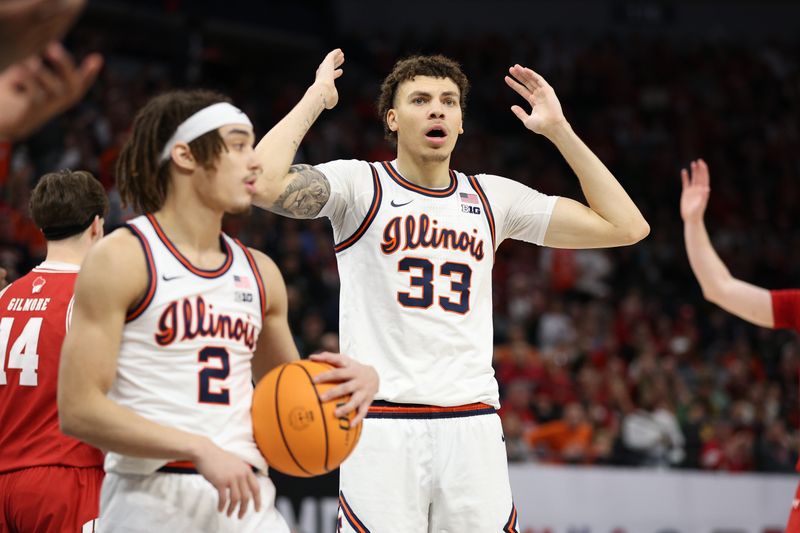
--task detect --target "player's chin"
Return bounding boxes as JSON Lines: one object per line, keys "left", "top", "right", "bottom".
{"left": 226, "top": 200, "right": 253, "bottom": 216}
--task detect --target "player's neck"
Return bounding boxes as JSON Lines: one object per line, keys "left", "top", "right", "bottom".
{"left": 153, "top": 200, "right": 223, "bottom": 255}
{"left": 395, "top": 149, "right": 452, "bottom": 189}
{"left": 44, "top": 239, "right": 89, "bottom": 266}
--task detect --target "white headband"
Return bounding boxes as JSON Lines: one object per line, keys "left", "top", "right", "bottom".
{"left": 159, "top": 102, "right": 253, "bottom": 162}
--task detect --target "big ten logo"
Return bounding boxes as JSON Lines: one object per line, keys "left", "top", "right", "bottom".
{"left": 277, "top": 496, "right": 338, "bottom": 533}
{"left": 235, "top": 291, "right": 253, "bottom": 303}
{"left": 461, "top": 204, "right": 481, "bottom": 215}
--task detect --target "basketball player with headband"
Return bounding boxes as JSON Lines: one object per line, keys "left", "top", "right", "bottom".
{"left": 58, "top": 50, "right": 378, "bottom": 532}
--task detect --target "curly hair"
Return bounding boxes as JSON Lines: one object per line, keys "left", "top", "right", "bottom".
{"left": 377, "top": 55, "right": 470, "bottom": 142}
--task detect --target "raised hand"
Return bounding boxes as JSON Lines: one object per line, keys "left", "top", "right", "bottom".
{"left": 193, "top": 440, "right": 262, "bottom": 519}
{"left": 680, "top": 159, "right": 711, "bottom": 224}
{"left": 310, "top": 351, "right": 379, "bottom": 427}
{"left": 313, "top": 48, "right": 344, "bottom": 110}
{"left": 0, "top": 0, "right": 86, "bottom": 71}
{"left": 0, "top": 42, "right": 103, "bottom": 141}
{"left": 505, "top": 65, "right": 567, "bottom": 137}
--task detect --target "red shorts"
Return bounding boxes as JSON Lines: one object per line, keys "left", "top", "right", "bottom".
{"left": 0, "top": 465, "right": 103, "bottom": 532}
{"left": 786, "top": 480, "right": 800, "bottom": 533}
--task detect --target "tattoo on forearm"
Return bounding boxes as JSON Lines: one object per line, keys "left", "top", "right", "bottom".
{"left": 271, "top": 164, "right": 331, "bottom": 218}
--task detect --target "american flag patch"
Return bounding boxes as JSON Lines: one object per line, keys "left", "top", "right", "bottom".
{"left": 233, "top": 275, "right": 252, "bottom": 289}
{"left": 460, "top": 192, "right": 479, "bottom": 204}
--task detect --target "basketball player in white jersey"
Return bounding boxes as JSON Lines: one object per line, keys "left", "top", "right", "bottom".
{"left": 58, "top": 50, "right": 378, "bottom": 532}
{"left": 251, "top": 52, "right": 649, "bottom": 532}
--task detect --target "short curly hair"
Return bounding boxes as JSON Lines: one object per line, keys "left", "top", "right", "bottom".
{"left": 377, "top": 55, "right": 469, "bottom": 142}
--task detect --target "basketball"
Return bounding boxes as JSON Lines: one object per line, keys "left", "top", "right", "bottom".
{"left": 252, "top": 360, "right": 363, "bottom": 477}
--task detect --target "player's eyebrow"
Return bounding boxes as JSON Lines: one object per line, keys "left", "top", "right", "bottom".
{"left": 407, "top": 90, "right": 459, "bottom": 99}
{"left": 224, "top": 128, "right": 252, "bottom": 137}
{"left": 407, "top": 90, "right": 432, "bottom": 100}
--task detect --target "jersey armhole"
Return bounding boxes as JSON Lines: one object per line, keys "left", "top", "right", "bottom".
{"left": 235, "top": 240, "right": 268, "bottom": 319}
{"left": 467, "top": 175, "right": 496, "bottom": 251}
{"left": 333, "top": 163, "right": 383, "bottom": 253}
{"left": 124, "top": 224, "right": 157, "bottom": 323}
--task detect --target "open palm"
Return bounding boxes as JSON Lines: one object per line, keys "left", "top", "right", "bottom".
{"left": 314, "top": 48, "right": 344, "bottom": 110}
{"left": 505, "top": 64, "right": 566, "bottom": 136}
{"left": 680, "top": 159, "right": 711, "bottom": 223}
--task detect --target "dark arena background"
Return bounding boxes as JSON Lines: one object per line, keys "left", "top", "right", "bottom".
{"left": 2, "top": 1, "right": 800, "bottom": 532}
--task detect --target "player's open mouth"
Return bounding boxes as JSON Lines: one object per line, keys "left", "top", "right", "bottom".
{"left": 244, "top": 177, "right": 257, "bottom": 193}
{"left": 425, "top": 125, "right": 448, "bottom": 139}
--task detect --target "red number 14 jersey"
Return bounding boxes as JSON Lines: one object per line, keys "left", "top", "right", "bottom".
{"left": 0, "top": 262, "right": 103, "bottom": 473}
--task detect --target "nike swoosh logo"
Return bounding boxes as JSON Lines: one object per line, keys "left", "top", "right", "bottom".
{"left": 161, "top": 274, "right": 184, "bottom": 282}
{"left": 390, "top": 199, "right": 414, "bottom": 207}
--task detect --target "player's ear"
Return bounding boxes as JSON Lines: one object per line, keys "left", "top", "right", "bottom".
{"left": 90, "top": 216, "right": 105, "bottom": 242}
{"left": 458, "top": 120, "right": 464, "bottom": 135}
{"left": 386, "top": 109, "right": 398, "bottom": 133}
{"left": 170, "top": 143, "right": 196, "bottom": 171}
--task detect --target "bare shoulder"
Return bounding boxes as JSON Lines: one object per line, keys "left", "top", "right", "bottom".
{"left": 77, "top": 226, "right": 149, "bottom": 307}
{"left": 246, "top": 247, "right": 283, "bottom": 283}
{"left": 272, "top": 164, "right": 331, "bottom": 219}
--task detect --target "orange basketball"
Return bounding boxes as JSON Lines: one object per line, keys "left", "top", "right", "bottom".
{"left": 252, "top": 360, "right": 362, "bottom": 477}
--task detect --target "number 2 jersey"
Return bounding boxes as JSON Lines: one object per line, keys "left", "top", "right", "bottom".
{"left": 0, "top": 261, "right": 104, "bottom": 473}
{"left": 315, "top": 159, "right": 558, "bottom": 408}
{"left": 105, "top": 214, "right": 268, "bottom": 475}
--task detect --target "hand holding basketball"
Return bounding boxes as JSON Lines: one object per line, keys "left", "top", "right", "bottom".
{"left": 252, "top": 356, "right": 377, "bottom": 477}
{"left": 310, "top": 351, "right": 379, "bottom": 427}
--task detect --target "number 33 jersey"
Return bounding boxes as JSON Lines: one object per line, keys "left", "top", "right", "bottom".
{"left": 106, "top": 214, "right": 268, "bottom": 475}
{"left": 315, "top": 159, "right": 558, "bottom": 408}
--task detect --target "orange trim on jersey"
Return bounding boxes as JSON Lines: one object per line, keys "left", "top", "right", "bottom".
{"left": 334, "top": 164, "right": 383, "bottom": 253}
{"left": 504, "top": 503, "right": 519, "bottom": 533}
{"left": 235, "top": 239, "right": 267, "bottom": 319}
{"left": 367, "top": 400, "right": 497, "bottom": 419}
{"left": 125, "top": 224, "right": 157, "bottom": 322}
{"left": 467, "top": 175, "right": 496, "bottom": 251}
{"left": 339, "top": 491, "right": 371, "bottom": 533}
{"left": 381, "top": 161, "right": 457, "bottom": 197}
{"left": 145, "top": 213, "right": 233, "bottom": 278}
{"left": 368, "top": 401, "right": 494, "bottom": 415}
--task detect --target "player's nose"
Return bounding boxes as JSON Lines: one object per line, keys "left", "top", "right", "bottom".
{"left": 428, "top": 100, "right": 445, "bottom": 118}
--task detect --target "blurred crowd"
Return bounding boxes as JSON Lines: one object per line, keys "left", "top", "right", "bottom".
{"left": 1, "top": 16, "right": 799, "bottom": 472}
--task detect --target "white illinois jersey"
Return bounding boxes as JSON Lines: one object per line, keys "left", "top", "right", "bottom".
{"left": 105, "top": 214, "right": 267, "bottom": 475}
{"left": 316, "top": 159, "right": 557, "bottom": 408}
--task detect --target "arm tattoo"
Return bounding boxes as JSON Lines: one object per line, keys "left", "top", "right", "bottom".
{"left": 271, "top": 164, "right": 331, "bottom": 219}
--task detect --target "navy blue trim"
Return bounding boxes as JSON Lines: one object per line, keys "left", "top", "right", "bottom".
{"left": 366, "top": 400, "right": 496, "bottom": 420}
{"left": 504, "top": 503, "right": 519, "bottom": 533}
{"left": 339, "top": 491, "right": 371, "bottom": 533}
{"left": 157, "top": 464, "right": 258, "bottom": 474}
{"left": 334, "top": 163, "right": 383, "bottom": 253}
{"left": 123, "top": 224, "right": 156, "bottom": 323}
{"left": 146, "top": 214, "right": 233, "bottom": 279}
{"left": 381, "top": 161, "right": 458, "bottom": 198}
{"left": 467, "top": 175, "right": 496, "bottom": 251}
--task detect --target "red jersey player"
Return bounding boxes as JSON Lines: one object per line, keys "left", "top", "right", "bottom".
{"left": 681, "top": 158, "right": 800, "bottom": 532}
{"left": 0, "top": 169, "right": 108, "bottom": 532}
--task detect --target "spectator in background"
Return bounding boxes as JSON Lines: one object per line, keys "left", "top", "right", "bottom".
{"left": 621, "top": 383, "right": 685, "bottom": 467}
{"left": 526, "top": 402, "right": 593, "bottom": 464}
